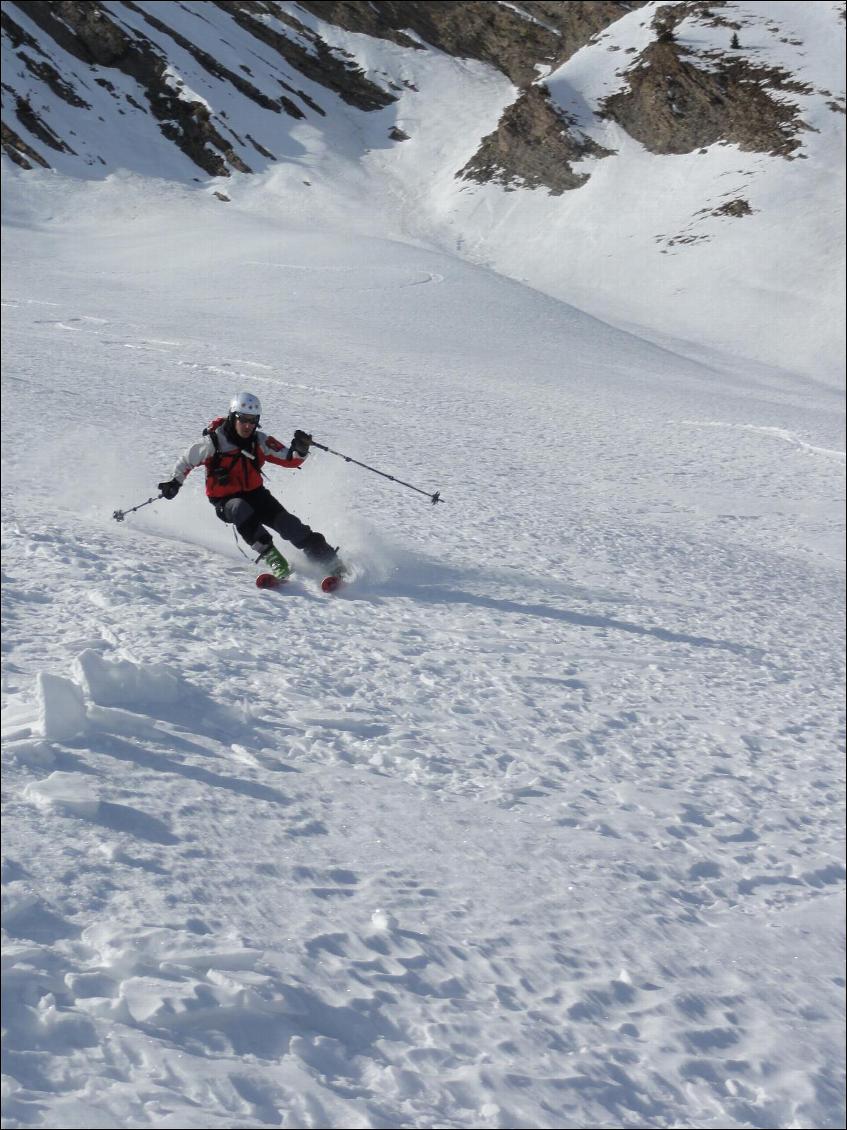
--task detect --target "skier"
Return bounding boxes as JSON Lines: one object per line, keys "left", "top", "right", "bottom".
{"left": 157, "top": 392, "right": 343, "bottom": 582}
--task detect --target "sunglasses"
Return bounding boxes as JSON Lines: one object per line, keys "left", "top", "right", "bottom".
{"left": 234, "top": 413, "right": 259, "bottom": 424}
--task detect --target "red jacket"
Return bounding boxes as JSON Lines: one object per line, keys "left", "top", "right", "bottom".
{"left": 171, "top": 420, "right": 305, "bottom": 498}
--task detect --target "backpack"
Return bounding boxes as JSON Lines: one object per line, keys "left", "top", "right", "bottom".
{"left": 202, "top": 417, "right": 264, "bottom": 486}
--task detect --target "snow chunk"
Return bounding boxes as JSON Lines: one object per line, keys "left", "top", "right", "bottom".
{"left": 371, "top": 908, "right": 398, "bottom": 931}
{"left": 23, "top": 771, "right": 100, "bottom": 818}
{"left": 72, "top": 650, "right": 183, "bottom": 710}
{"left": 2, "top": 739, "right": 57, "bottom": 770}
{"left": 37, "top": 673, "right": 87, "bottom": 741}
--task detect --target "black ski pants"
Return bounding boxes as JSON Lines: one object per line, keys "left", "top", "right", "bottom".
{"left": 212, "top": 487, "right": 335, "bottom": 562}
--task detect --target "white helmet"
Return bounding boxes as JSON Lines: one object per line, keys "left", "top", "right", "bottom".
{"left": 229, "top": 391, "right": 262, "bottom": 418}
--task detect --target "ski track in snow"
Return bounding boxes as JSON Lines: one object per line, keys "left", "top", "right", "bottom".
{"left": 1, "top": 178, "right": 845, "bottom": 1130}
{"left": 684, "top": 419, "right": 846, "bottom": 462}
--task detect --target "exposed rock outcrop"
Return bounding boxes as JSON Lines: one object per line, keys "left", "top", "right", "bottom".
{"left": 1, "top": 117, "right": 50, "bottom": 169}
{"left": 1, "top": 0, "right": 397, "bottom": 175}
{"left": 299, "top": 1, "right": 644, "bottom": 85}
{"left": 458, "top": 83, "right": 612, "bottom": 194}
{"left": 218, "top": 2, "right": 396, "bottom": 112}
{"left": 600, "top": 37, "right": 813, "bottom": 157}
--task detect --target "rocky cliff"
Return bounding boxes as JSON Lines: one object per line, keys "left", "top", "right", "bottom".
{"left": 4, "top": 1, "right": 840, "bottom": 188}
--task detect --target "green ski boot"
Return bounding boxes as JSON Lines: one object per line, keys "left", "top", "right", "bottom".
{"left": 256, "top": 544, "right": 292, "bottom": 587}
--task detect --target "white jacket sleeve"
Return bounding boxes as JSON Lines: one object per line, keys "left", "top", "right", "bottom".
{"left": 171, "top": 436, "right": 216, "bottom": 483}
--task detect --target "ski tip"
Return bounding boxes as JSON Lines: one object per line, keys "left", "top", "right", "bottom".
{"left": 256, "top": 572, "right": 287, "bottom": 589}
{"left": 321, "top": 575, "right": 344, "bottom": 593}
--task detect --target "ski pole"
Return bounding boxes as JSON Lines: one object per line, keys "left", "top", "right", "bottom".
{"left": 112, "top": 494, "right": 163, "bottom": 522}
{"left": 311, "top": 441, "right": 443, "bottom": 504}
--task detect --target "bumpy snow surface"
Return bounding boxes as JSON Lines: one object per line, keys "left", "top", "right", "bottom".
{"left": 1, "top": 160, "right": 845, "bottom": 1129}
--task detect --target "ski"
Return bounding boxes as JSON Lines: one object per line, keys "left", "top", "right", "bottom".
{"left": 258, "top": 572, "right": 345, "bottom": 593}
{"left": 256, "top": 572, "right": 291, "bottom": 589}
{"left": 320, "top": 563, "right": 350, "bottom": 593}
{"left": 256, "top": 550, "right": 348, "bottom": 593}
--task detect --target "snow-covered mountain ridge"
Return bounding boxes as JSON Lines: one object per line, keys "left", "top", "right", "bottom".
{"left": 2, "top": 1, "right": 845, "bottom": 383}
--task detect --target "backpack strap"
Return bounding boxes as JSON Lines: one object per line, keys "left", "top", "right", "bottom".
{"left": 203, "top": 419, "right": 231, "bottom": 485}
{"left": 201, "top": 418, "right": 265, "bottom": 486}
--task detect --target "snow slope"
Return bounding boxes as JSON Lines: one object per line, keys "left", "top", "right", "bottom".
{"left": 1, "top": 156, "right": 845, "bottom": 1130}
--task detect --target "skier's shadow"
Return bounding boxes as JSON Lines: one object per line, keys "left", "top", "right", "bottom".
{"left": 364, "top": 568, "right": 765, "bottom": 662}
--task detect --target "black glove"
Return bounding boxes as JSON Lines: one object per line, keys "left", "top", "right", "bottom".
{"left": 290, "top": 429, "right": 312, "bottom": 457}
{"left": 158, "top": 479, "right": 181, "bottom": 500}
